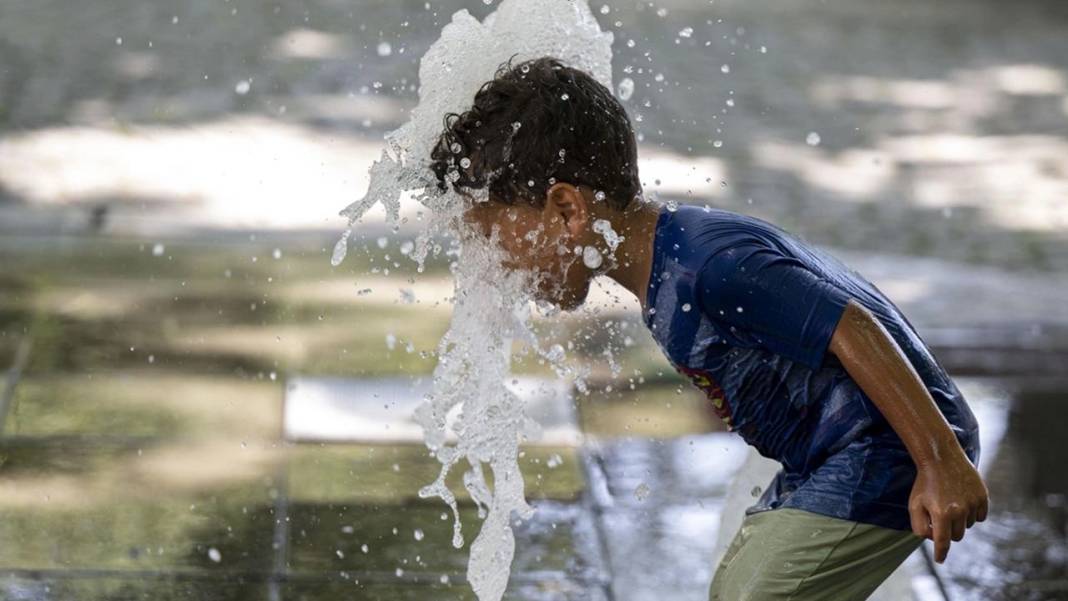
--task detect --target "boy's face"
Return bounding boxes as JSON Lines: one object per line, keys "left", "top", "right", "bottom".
{"left": 464, "top": 195, "right": 595, "bottom": 310}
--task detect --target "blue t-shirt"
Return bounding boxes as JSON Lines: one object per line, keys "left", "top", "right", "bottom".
{"left": 644, "top": 205, "right": 980, "bottom": 531}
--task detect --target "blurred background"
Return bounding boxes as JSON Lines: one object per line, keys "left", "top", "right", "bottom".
{"left": 1, "top": 1, "right": 1066, "bottom": 600}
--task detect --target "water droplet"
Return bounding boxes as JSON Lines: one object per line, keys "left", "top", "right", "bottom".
{"left": 546, "top": 344, "right": 565, "bottom": 362}
{"left": 414, "top": 529, "right": 425, "bottom": 541}
{"left": 208, "top": 548, "right": 221, "bottom": 563}
{"left": 634, "top": 483, "right": 651, "bottom": 501}
{"left": 582, "top": 246, "right": 603, "bottom": 269}
{"left": 682, "top": 303, "right": 692, "bottom": 312}
{"left": 592, "top": 219, "right": 622, "bottom": 251}
{"left": 806, "top": 132, "right": 821, "bottom": 146}
{"left": 331, "top": 230, "right": 350, "bottom": 266}
{"left": 377, "top": 41, "right": 392, "bottom": 57}
{"left": 617, "top": 77, "right": 634, "bottom": 101}
{"left": 678, "top": 27, "right": 693, "bottom": 38}
{"left": 560, "top": 93, "right": 570, "bottom": 101}
{"left": 152, "top": 243, "right": 165, "bottom": 257}
{"left": 459, "top": 157, "right": 471, "bottom": 169}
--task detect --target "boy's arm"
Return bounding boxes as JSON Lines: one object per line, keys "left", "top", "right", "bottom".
{"left": 829, "top": 300, "right": 989, "bottom": 563}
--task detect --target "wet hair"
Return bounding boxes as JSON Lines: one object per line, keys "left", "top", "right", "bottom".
{"left": 430, "top": 56, "right": 641, "bottom": 211}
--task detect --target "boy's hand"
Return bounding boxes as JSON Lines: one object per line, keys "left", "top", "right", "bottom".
{"left": 908, "top": 452, "right": 989, "bottom": 563}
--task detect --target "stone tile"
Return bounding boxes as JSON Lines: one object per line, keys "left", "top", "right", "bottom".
{"left": 284, "top": 376, "right": 580, "bottom": 447}
{"left": 286, "top": 500, "right": 607, "bottom": 588}
{"left": 285, "top": 444, "right": 585, "bottom": 504}
{"left": 4, "top": 373, "right": 280, "bottom": 441}
{"left": 0, "top": 441, "right": 279, "bottom": 573}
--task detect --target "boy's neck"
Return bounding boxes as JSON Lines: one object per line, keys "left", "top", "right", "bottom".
{"left": 601, "top": 199, "right": 662, "bottom": 309}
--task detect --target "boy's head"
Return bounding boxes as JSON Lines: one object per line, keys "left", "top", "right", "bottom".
{"left": 430, "top": 56, "right": 642, "bottom": 309}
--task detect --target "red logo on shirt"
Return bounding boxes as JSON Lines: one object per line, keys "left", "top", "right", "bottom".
{"left": 676, "top": 365, "right": 733, "bottom": 429}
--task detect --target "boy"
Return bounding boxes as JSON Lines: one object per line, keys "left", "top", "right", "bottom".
{"left": 430, "top": 57, "right": 987, "bottom": 600}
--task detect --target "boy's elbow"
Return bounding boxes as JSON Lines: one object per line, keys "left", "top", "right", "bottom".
{"left": 829, "top": 300, "right": 879, "bottom": 359}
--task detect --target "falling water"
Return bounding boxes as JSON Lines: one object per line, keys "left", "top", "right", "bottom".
{"left": 334, "top": 1, "right": 615, "bottom": 599}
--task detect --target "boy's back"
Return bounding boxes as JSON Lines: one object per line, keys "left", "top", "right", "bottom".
{"left": 645, "top": 204, "right": 980, "bottom": 530}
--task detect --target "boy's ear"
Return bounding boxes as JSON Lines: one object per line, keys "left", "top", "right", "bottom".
{"left": 544, "top": 182, "right": 589, "bottom": 238}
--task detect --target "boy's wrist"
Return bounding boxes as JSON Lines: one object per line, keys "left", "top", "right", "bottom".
{"left": 913, "top": 436, "right": 970, "bottom": 473}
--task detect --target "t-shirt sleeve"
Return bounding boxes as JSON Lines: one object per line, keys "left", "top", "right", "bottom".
{"left": 695, "top": 243, "right": 852, "bottom": 370}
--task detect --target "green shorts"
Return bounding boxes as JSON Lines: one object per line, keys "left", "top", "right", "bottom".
{"left": 709, "top": 508, "right": 922, "bottom": 601}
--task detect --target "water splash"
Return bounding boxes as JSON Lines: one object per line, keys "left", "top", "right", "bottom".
{"left": 334, "top": 1, "right": 614, "bottom": 599}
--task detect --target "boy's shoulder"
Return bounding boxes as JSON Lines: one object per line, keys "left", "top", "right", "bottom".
{"left": 658, "top": 204, "right": 811, "bottom": 267}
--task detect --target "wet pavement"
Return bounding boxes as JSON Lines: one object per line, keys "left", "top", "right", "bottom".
{"left": 0, "top": 237, "right": 1066, "bottom": 600}
{"left": 1, "top": 369, "right": 1065, "bottom": 600}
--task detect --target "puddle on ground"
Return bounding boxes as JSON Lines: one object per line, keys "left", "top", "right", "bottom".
{"left": 588, "top": 434, "right": 748, "bottom": 601}
{"left": 287, "top": 500, "right": 605, "bottom": 584}
{"left": 941, "top": 380, "right": 1068, "bottom": 601}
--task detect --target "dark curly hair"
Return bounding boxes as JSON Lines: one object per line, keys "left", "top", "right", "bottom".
{"left": 430, "top": 56, "right": 641, "bottom": 211}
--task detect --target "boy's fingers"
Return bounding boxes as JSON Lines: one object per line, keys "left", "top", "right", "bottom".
{"left": 951, "top": 514, "right": 965, "bottom": 542}
{"left": 977, "top": 497, "right": 989, "bottom": 522}
{"left": 932, "top": 515, "right": 951, "bottom": 563}
{"left": 909, "top": 504, "right": 931, "bottom": 539}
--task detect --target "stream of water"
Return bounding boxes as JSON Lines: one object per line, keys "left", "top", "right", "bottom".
{"left": 333, "top": 1, "right": 616, "bottom": 598}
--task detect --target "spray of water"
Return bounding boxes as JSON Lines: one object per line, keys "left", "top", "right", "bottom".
{"left": 334, "top": 2, "right": 614, "bottom": 599}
